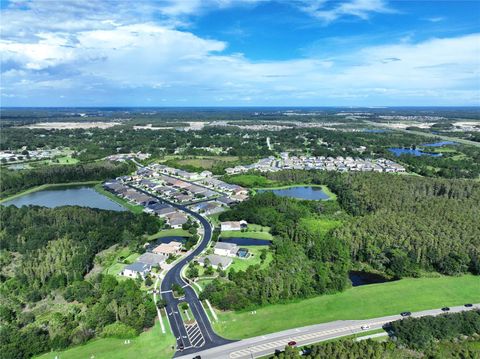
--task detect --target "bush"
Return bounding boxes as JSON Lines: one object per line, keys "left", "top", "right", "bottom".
{"left": 101, "top": 322, "right": 137, "bottom": 339}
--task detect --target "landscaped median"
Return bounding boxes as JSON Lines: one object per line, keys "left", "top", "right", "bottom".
{"left": 212, "top": 275, "right": 480, "bottom": 339}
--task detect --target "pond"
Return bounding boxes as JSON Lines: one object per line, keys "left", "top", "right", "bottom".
{"left": 2, "top": 186, "right": 126, "bottom": 211}
{"left": 258, "top": 186, "right": 330, "bottom": 200}
{"left": 421, "top": 141, "right": 457, "bottom": 147}
{"left": 220, "top": 237, "right": 272, "bottom": 246}
{"left": 349, "top": 271, "right": 391, "bottom": 287}
{"left": 388, "top": 148, "right": 442, "bottom": 157}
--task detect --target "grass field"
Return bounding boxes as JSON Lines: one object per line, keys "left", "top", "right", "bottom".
{"left": 225, "top": 174, "right": 276, "bottom": 188}
{"left": 228, "top": 246, "right": 273, "bottom": 273}
{"left": 176, "top": 156, "right": 239, "bottom": 169}
{"left": 93, "top": 184, "right": 145, "bottom": 214}
{"left": 300, "top": 217, "right": 343, "bottom": 237}
{"left": 36, "top": 320, "right": 175, "bottom": 359}
{"left": 213, "top": 275, "right": 480, "bottom": 339}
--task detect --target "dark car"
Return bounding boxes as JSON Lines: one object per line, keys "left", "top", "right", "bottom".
{"left": 288, "top": 341, "right": 297, "bottom": 347}
{"left": 441, "top": 307, "right": 450, "bottom": 312}
{"left": 178, "top": 344, "right": 185, "bottom": 351}
{"left": 400, "top": 311, "right": 411, "bottom": 317}
{"left": 465, "top": 304, "right": 473, "bottom": 308}
{"left": 193, "top": 356, "right": 201, "bottom": 359}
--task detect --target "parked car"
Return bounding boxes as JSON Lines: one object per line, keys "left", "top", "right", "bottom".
{"left": 361, "top": 325, "right": 370, "bottom": 330}
{"left": 441, "top": 307, "right": 450, "bottom": 312}
{"left": 288, "top": 341, "right": 297, "bottom": 347}
{"left": 465, "top": 304, "right": 473, "bottom": 308}
{"left": 178, "top": 343, "right": 184, "bottom": 351}
{"left": 400, "top": 311, "right": 411, "bottom": 317}
{"left": 193, "top": 356, "right": 201, "bottom": 359}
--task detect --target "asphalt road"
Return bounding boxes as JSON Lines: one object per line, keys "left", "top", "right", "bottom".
{"left": 127, "top": 184, "right": 234, "bottom": 356}
{"left": 176, "top": 304, "right": 480, "bottom": 359}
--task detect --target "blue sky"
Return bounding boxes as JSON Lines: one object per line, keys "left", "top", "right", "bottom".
{"left": 1, "top": 0, "right": 479, "bottom": 106}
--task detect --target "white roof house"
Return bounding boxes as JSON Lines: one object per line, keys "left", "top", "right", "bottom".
{"left": 220, "top": 220, "right": 247, "bottom": 231}
{"left": 214, "top": 242, "right": 239, "bottom": 257}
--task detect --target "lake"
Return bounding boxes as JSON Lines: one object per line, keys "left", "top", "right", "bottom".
{"left": 349, "top": 271, "right": 391, "bottom": 287}
{"left": 258, "top": 186, "right": 330, "bottom": 200}
{"left": 2, "top": 186, "right": 126, "bottom": 211}
{"left": 220, "top": 237, "right": 271, "bottom": 246}
{"left": 388, "top": 148, "right": 442, "bottom": 157}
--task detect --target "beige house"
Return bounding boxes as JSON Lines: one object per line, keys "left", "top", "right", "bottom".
{"left": 152, "top": 241, "right": 183, "bottom": 256}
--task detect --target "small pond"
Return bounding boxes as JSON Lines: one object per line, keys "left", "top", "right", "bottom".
{"left": 349, "top": 271, "right": 391, "bottom": 287}
{"left": 258, "top": 186, "right": 330, "bottom": 200}
{"left": 421, "top": 141, "right": 457, "bottom": 147}
{"left": 388, "top": 148, "right": 442, "bottom": 157}
{"left": 220, "top": 237, "right": 272, "bottom": 246}
{"left": 2, "top": 186, "right": 126, "bottom": 211}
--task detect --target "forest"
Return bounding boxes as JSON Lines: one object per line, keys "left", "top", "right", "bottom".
{"left": 226, "top": 170, "right": 480, "bottom": 277}
{"left": 0, "top": 206, "right": 160, "bottom": 358}
{"left": 201, "top": 192, "right": 350, "bottom": 310}
{"left": 0, "top": 160, "right": 134, "bottom": 198}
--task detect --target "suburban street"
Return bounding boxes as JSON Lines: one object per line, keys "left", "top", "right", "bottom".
{"left": 176, "top": 304, "right": 480, "bottom": 359}
{"left": 127, "top": 184, "right": 234, "bottom": 356}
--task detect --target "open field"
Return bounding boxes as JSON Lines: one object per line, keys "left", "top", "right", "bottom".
{"left": 0, "top": 181, "right": 100, "bottom": 202}
{"left": 213, "top": 275, "right": 480, "bottom": 339}
{"left": 94, "top": 183, "right": 144, "bottom": 214}
{"left": 23, "top": 121, "right": 121, "bottom": 130}
{"left": 175, "top": 156, "right": 240, "bottom": 169}
{"left": 35, "top": 320, "right": 175, "bottom": 359}
{"left": 154, "top": 228, "right": 191, "bottom": 238}
{"left": 300, "top": 217, "right": 343, "bottom": 237}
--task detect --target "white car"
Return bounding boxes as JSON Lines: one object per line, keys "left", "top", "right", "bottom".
{"left": 361, "top": 325, "right": 370, "bottom": 330}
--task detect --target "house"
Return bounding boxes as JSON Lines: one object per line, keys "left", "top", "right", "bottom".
{"left": 197, "top": 254, "right": 233, "bottom": 270}
{"left": 152, "top": 241, "right": 183, "bottom": 256}
{"left": 137, "top": 252, "right": 167, "bottom": 267}
{"left": 200, "top": 170, "right": 213, "bottom": 178}
{"left": 122, "top": 262, "right": 151, "bottom": 279}
{"left": 156, "top": 206, "right": 177, "bottom": 217}
{"left": 166, "top": 212, "right": 188, "bottom": 228}
{"left": 221, "top": 220, "right": 248, "bottom": 231}
{"left": 214, "top": 242, "right": 238, "bottom": 257}
{"left": 216, "top": 196, "right": 236, "bottom": 206}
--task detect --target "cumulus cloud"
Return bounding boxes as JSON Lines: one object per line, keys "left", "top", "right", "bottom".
{"left": 1, "top": 0, "right": 479, "bottom": 106}
{"left": 297, "top": 0, "right": 396, "bottom": 24}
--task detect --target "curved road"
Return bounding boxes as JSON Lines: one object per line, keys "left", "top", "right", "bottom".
{"left": 127, "top": 184, "right": 234, "bottom": 356}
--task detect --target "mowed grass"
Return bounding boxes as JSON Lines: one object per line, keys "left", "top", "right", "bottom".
{"left": 213, "top": 275, "right": 480, "bottom": 339}
{"left": 36, "top": 320, "right": 175, "bottom": 359}
{"left": 228, "top": 246, "right": 273, "bottom": 273}
{"left": 155, "top": 228, "right": 191, "bottom": 238}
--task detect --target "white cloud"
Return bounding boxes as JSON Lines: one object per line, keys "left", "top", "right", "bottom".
{"left": 0, "top": 0, "right": 479, "bottom": 106}
{"left": 298, "top": 0, "right": 396, "bottom": 24}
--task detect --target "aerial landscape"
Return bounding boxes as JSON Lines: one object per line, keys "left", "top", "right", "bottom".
{"left": 0, "top": 1, "right": 479, "bottom": 359}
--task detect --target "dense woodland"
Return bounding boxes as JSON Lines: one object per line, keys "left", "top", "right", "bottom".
{"left": 272, "top": 311, "right": 480, "bottom": 359}
{"left": 231, "top": 170, "right": 480, "bottom": 277}
{"left": 0, "top": 206, "right": 160, "bottom": 358}
{"left": 0, "top": 160, "right": 135, "bottom": 198}
{"left": 201, "top": 192, "right": 350, "bottom": 310}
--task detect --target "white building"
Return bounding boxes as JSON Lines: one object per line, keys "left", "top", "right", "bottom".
{"left": 220, "top": 220, "right": 247, "bottom": 231}
{"left": 214, "top": 242, "right": 239, "bottom": 257}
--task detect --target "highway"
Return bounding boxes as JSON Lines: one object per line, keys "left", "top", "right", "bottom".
{"left": 127, "top": 184, "right": 234, "bottom": 356}
{"left": 176, "top": 304, "right": 480, "bottom": 359}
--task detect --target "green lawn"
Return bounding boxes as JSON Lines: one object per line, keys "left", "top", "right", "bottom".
{"left": 36, "top": 320, "right": 175, "bottom": 359}
{"left": 221, "top": 230, "right": 273, "bottom": 241}
{"left": 103, "top": 249, "right": 140, "bottom": 277}
{"left": 213, "top": 275, "right": 480, "bottom": 339}
{"left": 93, "top": 184, "right": 144, "bottom": 214}
{"left": 228, "top": 246, "right": 273, "bottom": 273}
